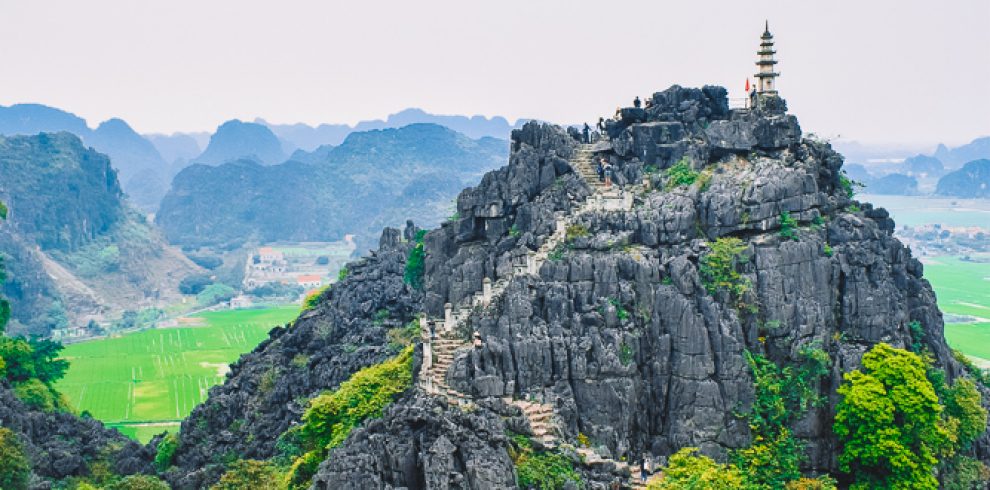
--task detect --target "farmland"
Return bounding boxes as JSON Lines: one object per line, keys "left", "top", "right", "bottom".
{"left": 55, "top": 306, "right": 298, "bottom": 442}
{"left": 924, "top": 256, "right": 990, "bottom": 364}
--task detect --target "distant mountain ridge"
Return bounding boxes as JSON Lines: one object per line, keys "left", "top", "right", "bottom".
{"left": 193, "top": 120, "right": 286, "bottom": 165}
{"left": 0, "top": 104, "right": 169, "bottom": 211}
{"left": 156, "top": 123, "right": 509, "bottom": 252}
{"left": 257, "top": 108, "right": 527, "bottom": 151}
{"left": 936, "top": 159, "right": 990, "bottom": 198}
{"left": 0, "top": 132, "right": 199, "bottom": 337}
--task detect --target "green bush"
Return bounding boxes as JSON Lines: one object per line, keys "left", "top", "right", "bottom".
{"left": 907, "top": 320, "right": 925, "bottom": 353}
{"left": 699, "top": 237, "right": 750, "bottom": 299}
{"left": 337, "top": 266, "right": 349, "bottom": 282}
{"left": 834, "top": 343, "right": 950, "bottom": 489}
{"left": 404, "top": 230, "right": 427, "bottom": 289}
{"left": 779, "top": 211, "right": 799, "bottom": 241}
{"left": 0, "top": 427, "right": 30, "bottom": 490}
{"left": 179, "top": 274, "right": 213, "bottom": 295}
{"left": 649, "top": 447, "right": 744, "bottom": 489}
{"left": 619, "top": 342, "right": 634, "bottom": 366}
{"left": 664, "top": 157, "right": 699, "bottom": 190}
{"left": 106, "top": 475, "right": 170, "bottom": 490}
{"left": 154, "top": 432, "right": 179, "bottom": 472}
{"left": 287, "top": 346, "right": 414, "bottom": 488}
{"left": 14, "top": 378, "right": 58, "bottom": 412}
{"left": 387, "top": 320, "right": 419, "bottom": 351}
{"left": 823, "top": 244, "right": 833, "bottom": 257}
{"left": 509, "top": 434, "right": 581, "bottom": 490}
{"left": 211, "top": 459, "right": 283, "bottom": 490}
{"left": 735, "top": 346, "right": 831, "bottom": 488}
{"left": 196, "top": 283, "right": 236, "bottom": 306}
{"left": 565, "top": 224, "right": 589, "bottom": 242}
{"left": 301, "top": 284, "right": 330, "bottom": 311}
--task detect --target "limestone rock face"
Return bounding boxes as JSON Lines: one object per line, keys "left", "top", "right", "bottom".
{"left": 165, "top": 224, "right": 425, "bottom": 489}
{"left": 0, "top": 382, "right": 154, "bottom": 482}
{"left": 165, "top": 84, "right": 986, "bottom": 489}
{"left": 374, "top": 84, "right": 976, "bottom": 480}
{"left": 310, "top": 394, "right": 518, "bottom": 490}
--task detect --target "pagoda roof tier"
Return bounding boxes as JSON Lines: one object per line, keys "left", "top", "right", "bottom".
{"left": 758, "top": 49, "right": 777, "bottom": 55}
{"left": 754, "top": 72, "right": 779, "bottom": 78}
{"left": 756, "top": 60, "right": 778, "bottom": 65}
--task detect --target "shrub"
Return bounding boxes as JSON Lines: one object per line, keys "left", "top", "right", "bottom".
{"left": 784, "top": 476, "right": 838, "bottom": 490}
{"left": 14, "top": 378, "right": 57, "bottom": 412}
{"left": 509, "top": 225, "right": 521, "bottom": 237}
{"left": 907, "top": 320, "right": 925, "bottom": 353}
{"left": 847, "top": 204, "right": 861, "bottom": 213}
{"left": 196, "top": 283, "right": 236, "bottom": 306}
{"left": 648, "top": 447, "right": 744, "bottom": 490}
{"left": 387, "top": 320, "right": 419, "bottom": 351}
{"left": 823, "top": 244, "right": 833, "bottom": 257}
{"left": 664, "top": 157, "right": 699, "bottom": 190}
{"left": 509, "top": 434, "right": 582, "bottom": 490}
{"left": 619, "top": 342, "right": 634, "bottom": 366}
{"left": 287, "top": 346, "right": 414, "bottom": 488}
{"left": 699, "top": 237, "right": 750, "bottom": 299}
{"left": 337, "top": 266, "right": 349, "bottom": 282}
{"left": 0, "top": 427, "right": 30, "bottom": 490}
{"left": 833, "top": 343, "right": 950, "bottom": 489}
{"left": 179, "top": 274, "right": 213, "bottom": 295}
{"left": 779, "top": 211, "right": 799, "bottom": 241}
{"left": 943, "top": 378, "right": 988, "bottom": 450}
{"left": 154, "top": 433, "right": 179, "bottom": 472}
{"left": 301, "top": 285, "right": 330, "bottom": 311}
{"left": 107, "top": 475, "right": 170, "bottom": 490}
{"left": 565, "top": 224, "right": 590, "bottom": 242}
{"left": 211, "top": 459, "right": 282, "bottom": 490}
{"left": 404, "top": 230, "right": 427, "bottom": 289}
{"left": 188, "top": 254, "right": 223, "bottom": 270}
{"left": 735, "top": 346, "right": 831, "bottom": 488}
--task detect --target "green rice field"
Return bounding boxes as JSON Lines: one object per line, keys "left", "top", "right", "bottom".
{"left": 924, "top": 256, "right": 990, "bottom": 364}
{"left": 55, "top": 306, "right": 298, "bottom": 442}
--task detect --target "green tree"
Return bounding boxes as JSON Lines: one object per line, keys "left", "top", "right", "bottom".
{"left": 106, "top": 475, "right": 170, "bottom": 490}
{"left": 154, "top": 433, "right": 179, "bottom": 472}
{"left": 833, "top": 343, "right": 953, "bottom": 489}
{"left": 13, "top": 378, "right": 58, "bottom": 412}
{"left": 699, "top": 237, "right": 750, "bottom": 299}
{"left": 211, "top": 460, "right": 282, "bottom": 490}
{"left": 196, "top": 283, "right": 236, "bottom": 306}
{"left": 0, "top": 427, "right": 30, "bottom": 490}
{"left": 404, "top": 230, "right": 427, "bottom": 289}
{"left": 664, "top": 157, "right": 700, "bottom": 190}
{"left": 779, "top": 211, "right": 798, "bottom": 241}
{"left": 648, "top": 447, "right": 745, "bottom": 489}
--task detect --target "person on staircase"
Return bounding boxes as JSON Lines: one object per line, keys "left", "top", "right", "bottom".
{"left": 640, "top": 456, "right": 649, "bottom": 484}
{"left": 472, "top": 331, "right": 482, "bottom": 348}
{"left": 603, "top": 159, "right": 613, "bottom": 190}
{"left": 582, "top": 123, "right": 590, "bottom": 144}
{"left": 596, "top": 157, "right": 605, "bottom": 183}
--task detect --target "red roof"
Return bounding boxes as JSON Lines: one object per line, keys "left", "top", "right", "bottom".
{"left": 297, "top": 274, "right": 322, "bottom": 284}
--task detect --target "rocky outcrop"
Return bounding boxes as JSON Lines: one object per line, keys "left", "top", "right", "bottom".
{"left": 165, "top": 85, "right": 986, "bottom": 489}
{"left": 0, "top": 381, "right": 154, "bottom": 486}
{"left": 165, "top": 224, "right": 425, "bottom": 489}
{"left": 310, "top": 394, "right": 517, "bottom": 489}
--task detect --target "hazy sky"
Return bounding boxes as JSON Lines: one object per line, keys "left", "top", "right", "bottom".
{"left": 0, "top": 0, "right": 987, "bottom": 145}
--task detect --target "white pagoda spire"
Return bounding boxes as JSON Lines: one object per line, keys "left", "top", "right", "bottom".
{"left": 755, "top": 21, "right": 779, "bottom": 95}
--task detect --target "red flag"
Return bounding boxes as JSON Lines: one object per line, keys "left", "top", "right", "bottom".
{"left": 745, "top": 78, "right": 750, "bottom": 92}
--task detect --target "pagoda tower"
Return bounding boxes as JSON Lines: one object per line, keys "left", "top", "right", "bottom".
{"left": 755, "top": 21, "right": 779, "bottom": 95}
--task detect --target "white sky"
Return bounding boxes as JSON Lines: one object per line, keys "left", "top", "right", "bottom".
{"left": 0, "top": 0, "right": 987, "bottom": 145}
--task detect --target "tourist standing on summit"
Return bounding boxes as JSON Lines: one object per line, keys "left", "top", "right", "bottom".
{"left": 582, "top": 123, "right": 590, "bottom": 143}
{"left": 633, "top": 96, "right": 641, "bottom": 108}
{"left": 597, "top": 117, "right": 606, "bottom": 134}
{"left": 602, "top": 158, "right": 613, "bottom": 189}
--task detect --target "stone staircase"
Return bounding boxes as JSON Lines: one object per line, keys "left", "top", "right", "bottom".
{"left": 417, "top": 140, "right": 653, "bottom": 488}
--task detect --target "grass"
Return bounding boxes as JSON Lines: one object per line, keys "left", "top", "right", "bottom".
{"left": 923, "top": 256, "right": 990, "bottom": 363}
{"left": 55, "top": 306, "right": 298, "bottom": 443}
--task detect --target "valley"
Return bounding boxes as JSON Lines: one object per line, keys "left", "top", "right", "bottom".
{"left": 54, "top": 306, "right": 298, "bottom": 443}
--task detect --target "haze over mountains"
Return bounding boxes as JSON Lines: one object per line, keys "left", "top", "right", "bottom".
{"left": 0, "top": 103, "right": 525, "bottom": 211}
{"left": 157, "top": 123, "right": 509, "bottom": 252}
